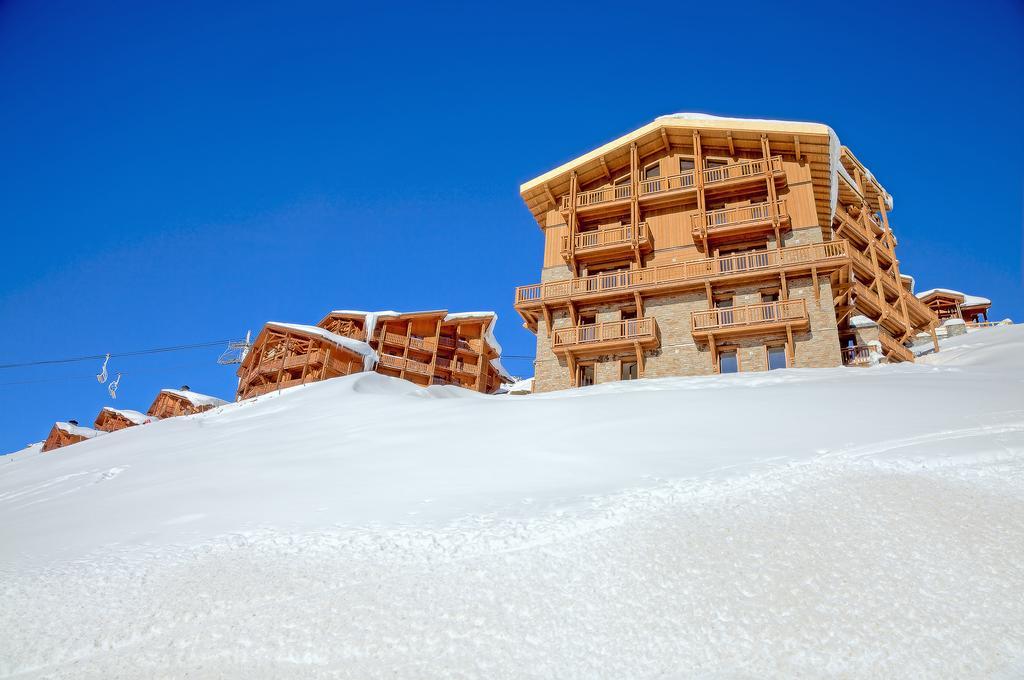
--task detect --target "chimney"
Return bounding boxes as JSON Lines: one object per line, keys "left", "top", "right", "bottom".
{"left": 180, "top": 385, "right": 190, "bottom": 391}
{"left": 68, "top": 419, "right": 79, "bottom": 426}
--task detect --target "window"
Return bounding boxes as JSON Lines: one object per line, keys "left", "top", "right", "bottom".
{"left": 644, "top": 162, "right": 661, "bottom": 179}
{"left": 679, "top": 157, "right": 695, "bottom": 172}
{"left": 621, "top": 361, "right": 638, "bottom": 381}
{"left": 761, "top": 290, "right": 780, "bottom": 320}
{"left": 719, "top": 350, "right": 738, "bottom": 374}
{"left": 767, "top": 346, "right": 787, "bottom": 371}
{"left": 614, "top": 174, "right": 630, "bottom": 186}
{"left": 577, "top": 364, "right": 595, "bottom": 387}
{"left": 578, "top": 314, "right": 596, "bottom": 342}
{"left": 705, "top": 158, "right": 728, "bottom": 168}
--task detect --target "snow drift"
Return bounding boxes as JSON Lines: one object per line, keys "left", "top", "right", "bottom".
{"left": 2, "top": 326, "right": 1023, "bottom": 678}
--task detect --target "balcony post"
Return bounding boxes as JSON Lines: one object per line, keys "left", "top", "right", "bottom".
{"left": 878, "top": 195, "right": 912, "bottom": 332}
{"left": 568, "top": 171, "right": 579, "bottom": 274}
{"left": 761, "top": 134, "right": 782, "bottom": 248}
{"left": 630, "top": 142, "right": 640, "bottom": 263}
{"left": 693, "top": 131, "right": 706, "bottom": 250}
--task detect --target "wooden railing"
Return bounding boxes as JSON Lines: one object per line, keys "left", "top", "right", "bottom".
{"left": 552, "top": 317, "right": 656, "bottom": 349}
{"left": 703, "top": 156, "right": 783, "bottom": 185}
{"left": 691, "top": 300, "right": 807, "bottom": 333}
{"left": 841, "top": 345, "right": 874, "bottom": 367}
{"left": 878, "top": 331, "right": 914, "bottom": 363}
{"left": 561, "top": 222, "right": 651, "bottom": 253}
{"left": 378, "top": 353, "right": 406, "bottom": 370}
{"left": 515, "top": 240, "right": 848, "bottom": 306}
{"left": 563, "top": 156, "right": 785, "bottom": 209}
{"left": 561, "top": 183, "right": 631, "bottom": 210}
{"left": 639, "top": 171, "right": 695, "bottom": 197}
{"left": 692, "top": 200, "right": 786, "bottom": 232}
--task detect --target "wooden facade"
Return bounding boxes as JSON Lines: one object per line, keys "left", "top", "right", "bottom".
{"left": 93, "top": 407, "right": 156, "bottom": 433}
{"left": 41, "top": 421, "right": 102, "bottom": 452}
{"left": 236, "top": 310, "right": 507, "bottom": 400}
{"left": 236, "top": 322, "right": 376, "bottom": 401}
{"left": 147, "top": 386, "right": 227, "bottom": 419}
{"left": 916, "top": 289, "right": 992, "bottom": 325}
{"left": 515, "top": 115, "right": 940, "bottom": 391}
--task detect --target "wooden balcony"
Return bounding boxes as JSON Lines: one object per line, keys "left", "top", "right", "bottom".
{"left": 560, "top": 223, "right": 652, "bottom": 264}
{"left": 703, "top": 156, "right": 784, "bottom": 191}
{"left": 561, "top": 156, "right": 786, "bottom": 216}
{"left": 377, "top": 353, "right": 434, "bottom": 375}
{"left": 841, "top": 345, "right": 874, "bottom": 367}
{"left": 691, "top": 300, "right": 808, "bottom": 339}
{"left": 552, "top": 318, "right": 658, "bottom": 356}
{"left": 691, "top": 200, "right": 788, "bottom": 242}
{"left": 516, "top": 240, "right": 848, "bottom": 310}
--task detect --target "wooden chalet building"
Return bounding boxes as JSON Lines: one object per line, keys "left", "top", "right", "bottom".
{"left": 236, "top": 310, "right": 509, "bottom": 400}
{"left": 915, "top": 288, "right": 993, "bottom": 325}
{"left": 514, "top": 113, "right": 940, "bottom": 391}
{"left": 42, "top": 420, "right": 103, "bottom": 452}
{"left": 147, "top": 386, "right": 227, "bottom": 419}
{"left": 93, "top": 407, "right": 157, "bottom": 432}
{"left": 236, "top": 322, "right": 379, "bottom": 400}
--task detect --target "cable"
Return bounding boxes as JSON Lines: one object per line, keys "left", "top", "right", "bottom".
{"left": 0, "top": 339, "right": 234, "bottom": 370}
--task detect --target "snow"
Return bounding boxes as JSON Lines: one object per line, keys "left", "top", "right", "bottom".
{"left": 916, "top": 288, "right": 992, "bottom": 307}
{"left": 53, "top": 421, "right": 104, "bottom": 440}
{"left": 159, "top": 388, "right": 229, "bottom": 409}
{"left": 849, "top": 314, "right": 877, "bottom": 328}
{"left": 3, "top": 326, "right": 1024, "bottom": 677}
{"left": 327, "top": 309, "right": 401, "bottom": 341}
{"left": 502, "top": 376, "right": 534, "bottom": 394}
{"left": 265, "top": 321, "right": 378, "bottom": 371}
{"left": 99, "top": 407, "right": 156, "bottom": 425}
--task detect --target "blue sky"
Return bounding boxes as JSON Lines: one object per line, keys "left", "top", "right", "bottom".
{"left": 1, "top": 0, "right": 1021, "bottom": 452}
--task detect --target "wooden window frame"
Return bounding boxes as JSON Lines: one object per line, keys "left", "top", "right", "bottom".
{"left": 765, "top": 343, "right": 788, "bottom": 371}
{"left": 643, "top": 161, "right": 661, "bottom": 179}
{"left": 619, "top": 359, "right": 638, "bottom": 382}
{"left": 716, "top": 345, "right": 741, "bottom": 374}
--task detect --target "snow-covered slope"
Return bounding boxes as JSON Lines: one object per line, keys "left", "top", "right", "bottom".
{"left": 2, "top": 326, "right": 1023, "bottom": 678}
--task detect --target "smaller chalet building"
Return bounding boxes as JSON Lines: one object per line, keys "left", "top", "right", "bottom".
{"left": 916, "top": 289, "right": 993, "bottom": 325}
{"left": 236, "top": 322, "right": 378, "bottom": 400}
{"left": 236, "top": 309, "right": 510, "bottom": 400}
{"left": 42, "top": 420, "right": 103, "bottom": 452}
{"left": 94, "top": 407, "right": 157, "bottom": 432}
{"left": 148, "top": 386, "right": 228, "bottom": 419}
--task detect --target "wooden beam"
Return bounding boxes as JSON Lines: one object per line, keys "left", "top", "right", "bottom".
{"left": 660, "top": 129, "right": 670, "bottom": 153}
{"left": 793, "top": 135, "right": 801, "bottom": 162}
{"left": 726, "top": 130, "right": 735, "bottom": 157}
{"left": 599, "top": 156, "right": 612, "bottom": 181}
{"left": 634, "top": 341, "right": 645, "bottom": 376}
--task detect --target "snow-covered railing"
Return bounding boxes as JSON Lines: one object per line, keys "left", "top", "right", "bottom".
{"left": 692, "top": 200, "right": 786, "bottom": 232}
{"left": 515, "top": 241, "right": 848, "bottom": 306}
{"left": 561, "top": 222, "right": 651, "bottom": 254}
{"left": 691, "top": 300, "right": 807, "bottom": 333}
{"left": 552, "top": 318, "right": 657, "bottom": 349}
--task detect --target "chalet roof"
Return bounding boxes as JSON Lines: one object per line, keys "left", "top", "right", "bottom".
{"left": 915, "top": 289, "right": 992, "bottom": 308}
{"left": 265, "top": 322, "right": 378, "bottom": 368}
{"left": 54, "top": 422, "right": 103, "bottom": 439}
{"left": 518, "top": 112, "right": 893, "bottom": 233}
{"left": 158, "top": 389, "right": 228, "bottom": 409}
{"left": 99, "top": 407, "right": 156, "bottom": 425}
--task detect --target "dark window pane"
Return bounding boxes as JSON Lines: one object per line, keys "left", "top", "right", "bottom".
{"left": 719, "top": 351, "right": 738, "bottom": 374}
{"left": 767, "top": 346, "right": 787, "bottom": 370}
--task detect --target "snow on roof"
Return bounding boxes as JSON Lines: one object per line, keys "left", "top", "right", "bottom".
{"left": 266, "top": 322, "right": 379, "bottom": 370}
{"left": 900, "top": 274, "right": 916, "bottom": 293}
{"left": 522, "top": 112, "right": 897, "bottom": 229}
{"left": 915, "top": 289, "right": 991, "bottom": 307}
{"left": 503, "top": 377, "right": 534, "bottom": 394}
{"left": 100, "top": 407, "right": 157, "bottom": 425}
{"left": 160, "top": 389, "right": 229, "bottom": 409}
{"left": 442, "top": 311, "right": 512, "bottom": 379}
{"left": 849, "top": 315, "right": 878, "bottom": 328}
{"left": 54, "top": 422, "right": 104, "bottom": 439}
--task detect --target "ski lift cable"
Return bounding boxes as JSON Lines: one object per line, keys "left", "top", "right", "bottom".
{"left": 0, "top": 339, "right": 236, "bottom": 370}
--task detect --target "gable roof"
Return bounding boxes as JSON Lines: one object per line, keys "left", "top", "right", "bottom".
{"left": 518, "top": 112, "right": 892, "bottom": 235}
